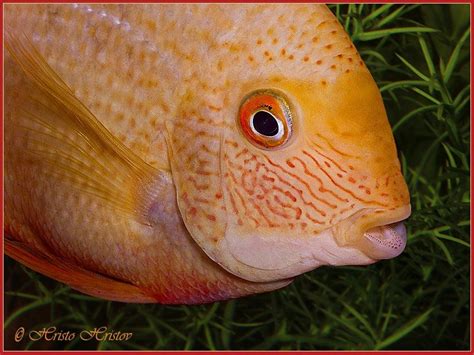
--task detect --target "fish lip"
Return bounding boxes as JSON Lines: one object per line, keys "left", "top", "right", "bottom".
{"left": 362, "top": 221, "right": 407, "bottom": 259}
{"left": 332, "top": 204, "right": 412, "bottom": 259}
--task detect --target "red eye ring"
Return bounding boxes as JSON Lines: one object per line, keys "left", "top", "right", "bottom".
{"left": 239, "top": 90, "right": 293, "bottom": 149}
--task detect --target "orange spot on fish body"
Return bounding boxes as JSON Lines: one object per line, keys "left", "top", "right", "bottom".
{"left": 194, "top": 197, "right": 211, "bottom": 204}
{"left": 145, "top": 20, "right": 157, "bottom": 31}
{"left": 285, "top": 191, "right": 297, "bottom": 202}
{"left": 262, "top": 175, "right": 275, "bottom": 182}
{"left": 207, "top": 105, "right": 222, "bottom": 112}
{"left": 225, "top": 139, "right": 239, "bottom": 148}
{"left": 306, "top": 212, "right": 324, "bottom": 224}
{"left": 295, "top": 208, "right": 302, "bottom": 220}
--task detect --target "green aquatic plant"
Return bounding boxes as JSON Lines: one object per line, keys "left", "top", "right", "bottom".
{"left": 4, "top": 4, "right": 470, "bottom": 350}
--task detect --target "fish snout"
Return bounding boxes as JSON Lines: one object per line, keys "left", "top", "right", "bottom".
{"left": 332, "top": 204, "right": 411, "bottom": 260}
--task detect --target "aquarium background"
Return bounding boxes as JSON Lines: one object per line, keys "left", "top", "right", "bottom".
{"left": 4, "top": 4, "right": 470, "bottom": 350}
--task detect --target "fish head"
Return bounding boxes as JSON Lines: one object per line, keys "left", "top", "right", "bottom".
{"left": 167, "top": 4, "right": 411, "bottom": 282}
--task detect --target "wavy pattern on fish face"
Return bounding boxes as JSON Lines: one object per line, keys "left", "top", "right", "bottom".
{"left": 216, "top": 120, "right": 409, "bottom": 281}
{"left": 222, "top": 137, "right": 408, "bottom": 234}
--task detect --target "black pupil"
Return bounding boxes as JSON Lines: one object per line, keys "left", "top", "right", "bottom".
{"left": 252, "top": 111, "right": 279, "bottom": 137}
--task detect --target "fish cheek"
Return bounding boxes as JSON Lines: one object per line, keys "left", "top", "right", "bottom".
{"left": 165, "top": 111, "right": 289, "bottom": 281}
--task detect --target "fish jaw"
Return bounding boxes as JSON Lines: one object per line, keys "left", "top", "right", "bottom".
{"left": 218, "top": 204, "right": 410, "bottom": 283}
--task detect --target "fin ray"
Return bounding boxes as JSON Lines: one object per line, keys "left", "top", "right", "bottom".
{"left": 5, "top": 29, "right": 145, "bottom": 171}
{"left": 5, "top": 29, "right": 158, "bottom": 216}
{"left": 5, "top": 239, "right": 157, "bottom": 303}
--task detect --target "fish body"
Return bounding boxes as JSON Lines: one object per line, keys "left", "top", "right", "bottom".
{"left": 4, "top": 4, "right": 410, "bottom": 304}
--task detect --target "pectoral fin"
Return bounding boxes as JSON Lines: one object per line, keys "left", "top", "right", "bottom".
{"left": 5, "top": 28, "right": 158, "bottom": 217}
{"left": 4, "top": 29, "right": 169, "bottom": 299}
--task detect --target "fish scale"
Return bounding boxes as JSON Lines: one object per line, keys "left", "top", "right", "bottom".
{"left": 5, "top": 4, "right": 411, "bottom": 304}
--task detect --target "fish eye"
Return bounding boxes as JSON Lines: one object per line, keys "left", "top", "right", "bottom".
{"left": 239, "top": 90, "right": 293, "bottom": 149}
{"left": 251, "top": 111, "right": 281, "bottom": 137}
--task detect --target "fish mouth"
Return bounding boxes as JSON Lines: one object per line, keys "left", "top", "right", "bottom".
{"left": 332, "top": 204, "right": 411, "bottom": 260}
{"left": 219, "top": 204, "right": 411, "bottom": 283}
{"left": 361, "top": 222, "right": 407, "bottom": 259}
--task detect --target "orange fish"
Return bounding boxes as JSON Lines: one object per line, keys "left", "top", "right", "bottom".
{"left": 4, "top": 4, "right": 411, "bottom": 304}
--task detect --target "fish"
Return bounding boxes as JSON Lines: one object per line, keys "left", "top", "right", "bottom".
{"left": 4, "top": 4, "right": 411, "bottom": 304}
